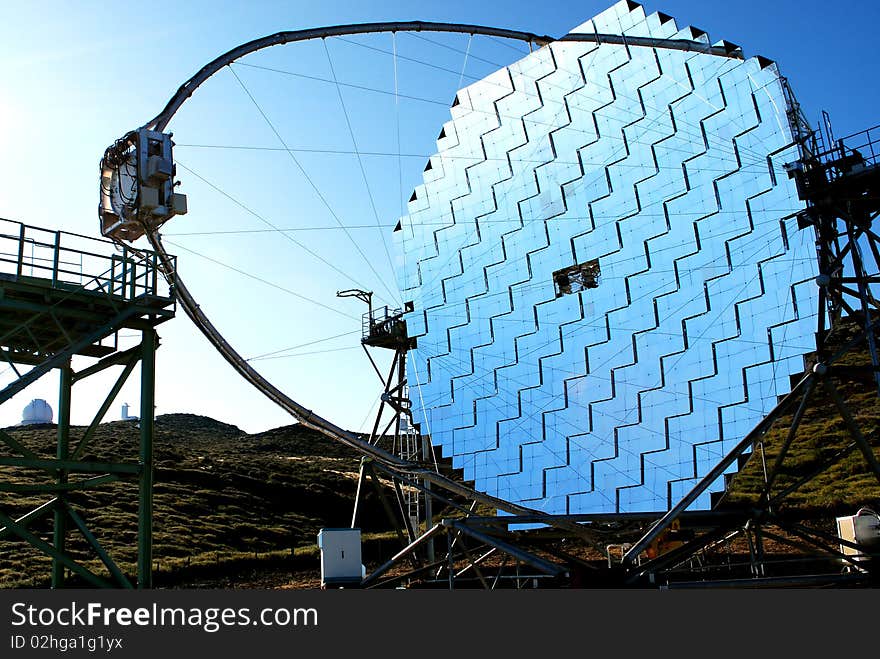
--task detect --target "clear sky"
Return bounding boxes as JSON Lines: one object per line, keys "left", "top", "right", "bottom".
{"left": 1, "top": 0, "right": 877, "bottom": 433}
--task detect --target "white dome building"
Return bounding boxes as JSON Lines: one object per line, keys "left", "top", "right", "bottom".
{"left": 21, "top": 399, "right": 53, "bottom": 425}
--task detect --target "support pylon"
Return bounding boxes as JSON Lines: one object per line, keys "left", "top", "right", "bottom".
{"left": 0, "top": 219, "right": 174, "bottom": 588}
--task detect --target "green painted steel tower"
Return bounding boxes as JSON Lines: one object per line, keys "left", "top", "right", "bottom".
{"left": 0, "top": 219, "right": 175, "bottom": 588}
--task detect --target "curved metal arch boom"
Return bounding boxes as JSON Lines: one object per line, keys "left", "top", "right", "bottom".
{"left": 140, "top": 20, "right": 741, "bottom": 539}
{"left": 146, "top": 22, "right": 551, "bottom": 132}
{"left": 144, "top": 20, "right": 743, "bottom": 132}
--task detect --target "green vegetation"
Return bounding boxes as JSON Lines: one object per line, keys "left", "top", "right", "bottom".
{"left": 0, "top": 414, "right": 392, "bottom": 588}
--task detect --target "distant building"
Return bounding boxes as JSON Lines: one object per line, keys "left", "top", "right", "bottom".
{"left": 21, "top": 399, "right": 53, "bottom": 425}
{"left": 121, "top": 403, "right": 139, "bottom": 421}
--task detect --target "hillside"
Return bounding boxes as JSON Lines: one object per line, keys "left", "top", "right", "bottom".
{"left": 0, "top": 415, "right": 396, "bottom": 588}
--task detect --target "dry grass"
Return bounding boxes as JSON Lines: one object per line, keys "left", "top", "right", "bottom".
{"left": 0, "top": 415, "right": 394, "bottom": 588}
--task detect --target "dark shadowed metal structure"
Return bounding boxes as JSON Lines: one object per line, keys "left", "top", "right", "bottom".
{"left": 0, "top": 220, "right": 175, "bottom": 587}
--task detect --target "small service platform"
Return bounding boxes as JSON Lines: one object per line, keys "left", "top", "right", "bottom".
{"left": 0, "top": 218, "right": 175, "bottom": 366}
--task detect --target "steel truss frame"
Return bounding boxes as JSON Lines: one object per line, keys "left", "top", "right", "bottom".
{"left": 104, "top": 19, "right": 747, "bottom": 552}
{"left": 0, "top": 223, "right": 173, "bottom": 588}
{"left": 616, "top": 119, "right": 880, "bottom": 586}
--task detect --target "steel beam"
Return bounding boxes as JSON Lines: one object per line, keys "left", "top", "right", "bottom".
{"left": 0, "top": 508, "right": 112, "bottom": 588}
{"left": 623, "top": 372, "right": 813, "bottom": 564}
{"left": 364, "top": 557, "right": 448, "bottom": 589}
{"left": 365, "top": 463, "right": 409, "bottom": 551}
{"left": 823, "top": 379, "right": 880, "bottom": 484}
{"left": 0, "top": 498, "right": 58, "bottom": 542}
{"left": 768, "top": 440, "right": 860, "bottom": 506}
{"left": 0, "top": 427, "right": 40, "bottom": 461}
{"left": 71, "top": 355, "right": 138, "bottom": 460}
{"left": 665, "top": 572, "right": 872, "bottom": 588}
{"left": 762, "top": 378, "right": 816, "bottom": 499}
{"left": 66, "top": 504, "right": 133, "bottom": 589}
{"left": 361, "top": 523, "right": 445, "bottom": 588}
{"left": 72, "top": 344, "right": 141, "bottom": 382}
{"left": 445, "top": 521, "right": 566, "bottom": 577}
{"left": 0, "top": 307, "right": 138, "bottom": 406}
{"left": 137, "top": 329, "right": 156, "bottom": 589}
{"left": 776, "top": 521, "right": 878, "bottom": 566}
{"left": 52, "top": 362, "right": 71, "bottom": 588}
{"left": 627, "top": 524, "right": 743, "bottom": 583}
{"left": 0, "top": 474, "right": 120, "bottom": 494}
{"left": 454, "top": 537, "right": 490, "bottom": 588}
{"left": 0, "top": 456, "right": 140, "bottom": 475}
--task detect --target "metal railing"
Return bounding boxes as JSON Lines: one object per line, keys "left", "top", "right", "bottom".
{"left": 0, "top": 218, "right": 174, "bottom": 303}
{"left": 813, "top": 124, "right": 880, "bottom": 180}
{"left": 362, "top": 305, "right": 405, "bottom": 342}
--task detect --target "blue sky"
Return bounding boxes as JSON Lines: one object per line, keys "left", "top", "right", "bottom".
{"left": 1, "top": 0, "right": 877, "bottom": 433}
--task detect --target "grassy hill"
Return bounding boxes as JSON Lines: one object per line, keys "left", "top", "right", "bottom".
{"left": 0, "top": 415, "right": 397, "bottom": 588}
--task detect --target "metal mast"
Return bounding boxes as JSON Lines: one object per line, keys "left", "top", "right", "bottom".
{"left": 337, "top": 290, "right": 430, "bottom": 543}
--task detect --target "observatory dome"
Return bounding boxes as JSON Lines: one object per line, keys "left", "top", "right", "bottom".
{"left": 21, "top": 399, "right": 53, "bottom": 425}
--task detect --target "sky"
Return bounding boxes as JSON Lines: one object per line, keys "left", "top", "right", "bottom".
{"left": 0, "top": 0, "right": 878, "bottom": 434}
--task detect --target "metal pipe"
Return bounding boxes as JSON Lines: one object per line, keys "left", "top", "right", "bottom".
{"left": 0, "top": 498, "right": 58, "bottom": 542}
{"left": 350, "top": 459, "right": 367, "bottom": 528}
{"left": 455, "top": 547, "right": 498, "bottom": 579}
{"left": 146, "top": 23, "right": 741, "bottom": 133}
{"left": 361, "top": 523, "right": 444, "bottom": 588}
{"left": 447, "top": 528, "right": 455, "bottom": 591}
{"left": 454, "top": 545, "right": 494, "bottom": 588}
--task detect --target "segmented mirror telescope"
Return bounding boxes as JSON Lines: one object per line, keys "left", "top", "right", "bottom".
{"left": 396, "top": 1, "right": 818, "bottom": 514}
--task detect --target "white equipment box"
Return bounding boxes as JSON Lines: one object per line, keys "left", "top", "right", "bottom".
{"left": 317, "top": 528, "right": 363, "bottom": 588}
